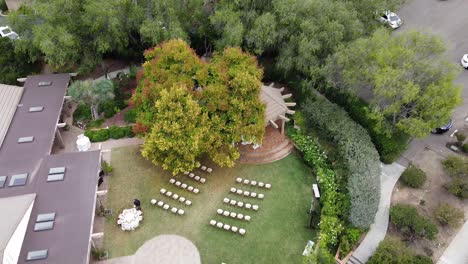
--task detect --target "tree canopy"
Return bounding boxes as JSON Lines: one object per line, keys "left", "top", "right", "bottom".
{"left": 133, "top": 39, "right": 265, "bottom": 174}
{"left": 68, "top": 80, "right": 115, "bottom": 120}
{"left": 0, "top": 38, "right": 39, "bottom": 85}
{"left": 325, "top": 29, "right": 462, "bottom": 138}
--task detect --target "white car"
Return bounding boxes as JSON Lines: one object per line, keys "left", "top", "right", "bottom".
{"left": 378, "top": 11, "right": 402, "bottom": 29}
{"left": 461, "top": 54, "right": 468, "bottom": 69}
{"left": 0, "top": 26, "right": 19, "bottom": 40}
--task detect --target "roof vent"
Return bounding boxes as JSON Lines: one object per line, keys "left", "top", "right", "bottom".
{"left": 38, "top": 81, "right": 52, "bottom": 87}
{"left": 18, "top": 136, "right": 34, "bottom": 143}
{"left": 28, "top": 106, "right": 44, "bottom": 112}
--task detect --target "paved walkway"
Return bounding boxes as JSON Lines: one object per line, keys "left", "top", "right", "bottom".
{"left": 437, "top": 220, "right": 468, "bottom": 264}
{"left": 97, "top": 235, "right": 200, "bottom": 264}
{"left": 90, "top": 137, "right": 143, "bottom": 162}
{"left": 350, "top": 162, "right": 406, "bottom": 263}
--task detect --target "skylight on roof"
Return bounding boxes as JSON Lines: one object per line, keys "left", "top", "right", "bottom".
{"left": 47, "top": 173, "right": 64, "bottom": 182}
{"left": 18, "top": 136, "right": 34, "bottom": 143}
{"left": 0, "top": 176, "right": 6, "bottom": 188}
{"left": 49, "top": 167, "right": 65, "bottom": 174}
{"left": 26, "top": 249, "right": 48, "bottom": 261}
{"left": 34, "top": 221, "right": 54, "bottom": 231}
{"left": 36, "top": 212, "right": 56, "bottom": 222}
{"left": 9, "top": 173, "right": 28, "bottom": 187}
{"left": 38, "top": 81, "right": 52, "bottom": 87}
{"left": 28, "top": 106, "right": 44, "bottom": 112}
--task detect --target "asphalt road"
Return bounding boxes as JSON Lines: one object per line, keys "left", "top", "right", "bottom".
{"left": 397, "top": 0, "right": 468, "bottom": 164}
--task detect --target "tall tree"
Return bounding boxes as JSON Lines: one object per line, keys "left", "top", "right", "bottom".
{"left": 141, "top": 84, "right": 208, "bottom": 174}
{"left": 132, "top": 40, "right": 265, "bottom": 173}
{"left": 324, "top": 29, "right": 462, "bottom": 138}
{"left": 68, "top": 80, "right": 115, "bottom": 120}
{"left": 0, "top": 38, "right": 39, "bottom": 84}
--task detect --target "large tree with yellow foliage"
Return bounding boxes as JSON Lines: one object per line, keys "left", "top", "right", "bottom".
{"left": 133, "top": 39, "right": 265, "bottom": 174}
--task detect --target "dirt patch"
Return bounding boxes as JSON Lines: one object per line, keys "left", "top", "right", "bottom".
{"left": 391, "top": 148, "right": 468, "bottom": 261}
{"left": 77, "top": 59, "right": 131, "bottom": 80}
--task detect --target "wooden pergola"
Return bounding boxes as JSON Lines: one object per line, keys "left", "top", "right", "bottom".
{"left": 260, "top": 83, "right": 296, "bottom": 134}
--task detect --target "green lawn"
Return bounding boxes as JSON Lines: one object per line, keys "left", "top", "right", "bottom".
{"left": 104, "top": 145, "right": 317, "bottom": 263}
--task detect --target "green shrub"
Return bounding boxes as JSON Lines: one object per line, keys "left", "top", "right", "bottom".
{"left": 74, "top": 103, "right": 92, "bottom": 122}
{"left": 108, "top": 125, "right": 126, "bottom": 139}
{"left": 124, "top": 108, "right": 137, "bottom": 123}
{"left": 85, "top": 129, "right": 109, "bottom": 142}
{"left": 463, "top": 143, "right": 468, "bottom": 153}
{"left": 101, "top": 160, "right": 113, "bottom": 174}
{"left": 319, "top": 87, "right": 409, "bottom": 164}
{"left": 390, "top": 204, "right": 438, "bottom": 240}
{"left": 0, "top": 0, "right": 7, "bottom": 11}
{"left": 442, "top": 155, "right": 468, "bottom": 178}
{"left": 368, "top": 237, "right": 433, "bottom": 264}
{"left": 444, "top": 178, "right": 468, "bottom": 199}
{"left": 401, "top": 164, "right": 426, "bottom": 188}
{"left": 456, "top": 132, "right": 466, "bottom": 146}
{"left": 433, "top": 203, "right": 464, "bottom": 228}
{"left": 87, "top": 118, "right": 105, "bottom": 129}
{"left": 302, "top": 97, "right": 381, "bottom": 228}
{"left": 100, "top": 100, "right": 118, "bottom": 118}
{"left": 340, "top": 227, "right": 362, "bottom": 255}
{"left": 85, "top": 126, "right": 135, "bottom": 142}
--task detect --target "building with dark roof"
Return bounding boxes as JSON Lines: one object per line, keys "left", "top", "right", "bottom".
{"left": 0, "top": 74, "right": 101, "bottom": 264}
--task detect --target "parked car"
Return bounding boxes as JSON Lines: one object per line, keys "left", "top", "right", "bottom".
{"left": 461, "top": 54, "right": 468, "bottom": 69}
{"left": 431, "top": 119, "right": 454, "bottom": 134}
{"left": 0, "top": 26, "right": 19, "bottom": 40}
{"left": 377, "top": 11, "right": 402, "bottom": 29}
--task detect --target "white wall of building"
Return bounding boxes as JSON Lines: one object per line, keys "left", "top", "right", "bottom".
{"left": 3, "top": 200, "right": 34, "bottom": 264}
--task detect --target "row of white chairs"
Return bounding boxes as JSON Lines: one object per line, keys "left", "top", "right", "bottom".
{"left": 182, "top": 172, "right": 207, "bottom": 183}
{"left": 159, "top": 189, "right": 193, "bottom": 205}
{"left": 161, "top": 186, "right": 199, "bottom": 196}
{"left": 236, "top": 178, "right": 271, "bottom": 189}
{"left": 223, "top": 198, "right": 259, "bottom": 211}
{"left": 169, "top": 178, "right": 202, "bottom": 191}
{"left": 230, "top": 187, "right": 264, "bottom": 199}
{"left": 216, "top": 208, "right": 251, "bottom": 221}
{"left": 151, "top": 199, "right": 185, "bottom": 215}
{"left": 197, "top": 164, "right": 213, "bottom": 173}
{"left": 209, "top": 220, "right": 246, "bottom": 235}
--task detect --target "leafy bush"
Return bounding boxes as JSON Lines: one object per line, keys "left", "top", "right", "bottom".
{"left": 319, "top": 87, "right": 409, "bottom": 163}
{"left": 99, "top": 100, "right": 118, "bottom": 118}
{"left": 124, "top": 108, "right": 137, "bottom": 123}
{"left": 401, "top": 164, "right": 426, "bottom": 188}
{"left": 304, "top": 246, "right": 335, "bottom": 264}
{"left": 290, "top": 130, "right": 347, "bottom": 245}
{"left": 442, "top": 155, "right": 468, "bottom": 178}
{"left": 340, "top": 227, "right": 362, "bottom": 256}
{"left": 463, "top": 143, "right": 468, "bottom": 153}
{"left": 0, "top": 0, "right": 7, "bottom": 11}
{"left": 368, "top": 237, "right": 433, "bottom": 264}
{"left": 442, "top": 156, "right": 468, "bottom": 199}
{"left": 302, "top": 96, "right": 381, "bottom": 228}
{"left": 444, "top": 178, "right": 468, "bottom": 199}
{"left": 101, "top": 160, "right": 113, "bottom": 174}
{"left": 433, "top": 203, "right": 464, "bottom": 228}
{"left": 390, "top": 204, "right": 438, "bottom": 240}
{"left": 0, "top": 38, "right": 40, "bottom": 84}
{"left": 85, "top": 126, "right": 134, "bottom": 142}
{"left": 73, "top": 103, "right": 92, "bottom": 122}
{"left": 456, "top": 132, "right": 466, "bottom": 146}
{"left": 85, "top": 129, "right": 109, "bottom": 142}
{"left": 87, "top": 118, "right": 105, "bottom": 129}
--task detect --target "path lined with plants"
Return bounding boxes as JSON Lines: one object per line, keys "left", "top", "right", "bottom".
{"left": 351, "top": 162, "right": 405, "bottom": 263}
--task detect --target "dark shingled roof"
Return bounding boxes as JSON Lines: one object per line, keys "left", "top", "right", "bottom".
{"left": 0, "top": 74, "right": 101, "bottom": 264}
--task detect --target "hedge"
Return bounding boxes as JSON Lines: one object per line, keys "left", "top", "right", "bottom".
{"left": 85, "top": 126, "right": 135, "bottom": 142}
{"left": 401, "top": 164, "right": 426, "bottom": 188}
{"left": 302, "top": 96, "right": 381, "bottom": 228}
{"left": 368, "top": 237, "right": 433, "bottom": 264}
{"left": 319, "top": 87, "right": 409, "bottom": 163}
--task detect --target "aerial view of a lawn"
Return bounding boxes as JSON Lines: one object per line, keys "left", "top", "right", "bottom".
{"left": 104, "top": 145, "right": 317, "bottom": 263}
